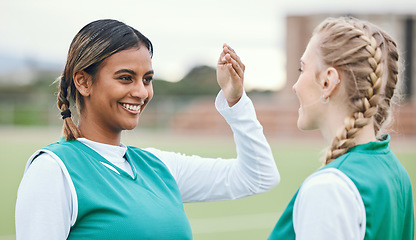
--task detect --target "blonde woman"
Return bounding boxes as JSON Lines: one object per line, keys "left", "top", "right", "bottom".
{"left": 15, "top": 19, "right": 280, "bottom": 239}
{"left": 268, "top": 17, "right": 414, "bottom": 239}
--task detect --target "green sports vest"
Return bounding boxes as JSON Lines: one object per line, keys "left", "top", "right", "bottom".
{"left": 268, "top": 135, "right": 414, "bottom": 239}
{"left": 38, "top": 138, "right": 193, "bottom": 240}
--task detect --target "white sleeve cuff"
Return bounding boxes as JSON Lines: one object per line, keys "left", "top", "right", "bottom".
{"left": 215, "top": 90, "right": 248, "bottom": 112}
{"left": 215, "top": 89, "right": 256, "bottom": 125}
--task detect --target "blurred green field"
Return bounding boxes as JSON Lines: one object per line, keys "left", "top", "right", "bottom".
{"left": 1, "top": 127, "right": 415, "bottom": 239}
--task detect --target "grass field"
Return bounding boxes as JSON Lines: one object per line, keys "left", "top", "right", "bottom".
{"left": 1, "top": 127, "right": 415, "bottom": 239}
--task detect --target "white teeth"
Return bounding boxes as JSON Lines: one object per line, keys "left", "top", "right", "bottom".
{"left": 123, "top": 103, "right": 140, "bottom": 111}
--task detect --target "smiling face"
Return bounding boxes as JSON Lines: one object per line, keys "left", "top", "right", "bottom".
{"left": 79, "top": 47, "right": 153, "bottom": 141}
{"left": 292, "top": 36, "right": 325, "bottom": 131}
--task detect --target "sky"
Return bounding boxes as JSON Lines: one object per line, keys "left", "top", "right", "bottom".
{"left": 1, "top": 0, "right": 415, "bottom": 91}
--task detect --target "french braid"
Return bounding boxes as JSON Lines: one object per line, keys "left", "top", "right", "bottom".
{"left": 313, "top": 17, "right": 399, "bottom": 164}
{"left": 373, "top": 35, "right": 399, "bottom": 134}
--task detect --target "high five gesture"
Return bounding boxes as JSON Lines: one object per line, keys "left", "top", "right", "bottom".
{"left": 217, "top": 43, "right": 245, "bottom": 107}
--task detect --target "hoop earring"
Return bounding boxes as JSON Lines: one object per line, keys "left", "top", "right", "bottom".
{"left": 320, "top": 95, "right": 330, "bottom": 104}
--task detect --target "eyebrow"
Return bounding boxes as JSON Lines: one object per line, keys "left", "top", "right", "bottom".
{"left": 115, "top": 69, "right": 136, "bottom": 76}
{"left": 114, "top": 69, "right": 154, "bottom": 76}
{"left": 300, "top": 59, "right": 305, "bottom": 65}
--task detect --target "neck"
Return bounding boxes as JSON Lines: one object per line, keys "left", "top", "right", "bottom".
{"left": 320, "top": 103, "right": 349, "bottom": 145}
{"left": 78, "top": 116, "right": 122, "bottom": 146}
{"left": 321, "top": 115, "right": 377, "bottom": 147}
{"left": 352, "top": 122, "right": 378, "bottom": 145}
{"left": 319, "top": 100, "right": 377, "bottom": 146}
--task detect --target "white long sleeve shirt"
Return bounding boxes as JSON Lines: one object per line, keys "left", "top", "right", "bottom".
{"left": 15, "top": 90, "right": 280, "bottom": 239}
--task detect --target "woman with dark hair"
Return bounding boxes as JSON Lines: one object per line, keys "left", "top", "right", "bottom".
{"left": 15, "top": 19, "right": 279, "bottom": 239}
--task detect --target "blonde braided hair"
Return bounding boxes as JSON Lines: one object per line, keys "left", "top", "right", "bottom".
{"left": 313, "top": 17, "right": 400, "bottom": 164}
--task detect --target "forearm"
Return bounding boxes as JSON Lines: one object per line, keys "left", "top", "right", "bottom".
{"left": 216, "top": 90, "right": 279, "bottom": 193}
{"left": 148, "top": 91, "right": 279, "bottom": 202}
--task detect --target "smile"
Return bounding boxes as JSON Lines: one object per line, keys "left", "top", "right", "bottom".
{"left": 121, "top": 103, "right": 141, "bottom": 113}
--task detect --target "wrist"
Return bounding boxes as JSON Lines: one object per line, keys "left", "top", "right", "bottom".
{"left": 227, "top": 96, "right": 241, "bottom": 107}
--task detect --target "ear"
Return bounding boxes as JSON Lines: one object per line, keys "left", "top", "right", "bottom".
{"left": 320, "top": 67, "right": 340, "bottom": 97}
{"left": 73, "top": 70, "right": 92, "bottom": 97}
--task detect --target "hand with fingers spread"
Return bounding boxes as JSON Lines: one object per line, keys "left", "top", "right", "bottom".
{"left": 217, "top": 43, "right": 245, "bottom": 107}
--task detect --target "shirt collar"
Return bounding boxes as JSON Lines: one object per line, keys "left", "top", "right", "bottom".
{"left": 348, "top": 134, "right": 390, "bottom": 154}
{"left": 77, "top": 138, "right": 127, "bottom": 162}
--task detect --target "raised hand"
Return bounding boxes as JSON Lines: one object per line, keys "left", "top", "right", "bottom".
{"left": 217, "top": 43, "right": 245, "bottom": 107}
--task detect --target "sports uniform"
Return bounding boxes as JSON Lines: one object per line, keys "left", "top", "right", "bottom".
{"left": 16, "top": 91, "right": 280, "bottom": 239}
{"left": 268, "top": 135, "right": 414, "bottom": 240}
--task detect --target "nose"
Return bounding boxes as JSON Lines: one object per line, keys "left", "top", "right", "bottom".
{"left": 131, "top": 80, "right": 149, "bottom": 102}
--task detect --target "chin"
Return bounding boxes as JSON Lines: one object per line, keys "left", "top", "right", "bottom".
{"left": 123, "top": 119, "right": 140, "bottom": 131}
{"left": 297, "top": 116, "right": 306, "bottom": 130}
{"left": 124, "top": 126, "right": 137, "bottom": 131}
{"left": 297, "top": 119, "right": 316, "bottom": 131}
{"left": 297, "top": 123, "right": 308, "bottom": 131}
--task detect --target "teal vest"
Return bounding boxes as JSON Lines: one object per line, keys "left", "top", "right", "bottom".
{"left": 37, "top": 139, "right": 192, "bottom": 240}
{"left": 268, "top": 135, "right": 414, "bottom": 239}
